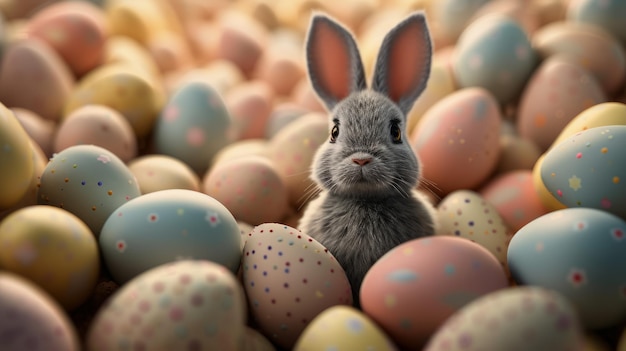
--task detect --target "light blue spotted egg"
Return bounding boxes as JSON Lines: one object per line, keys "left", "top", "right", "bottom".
{"left": 540, "top": 125, "right": 626, "bottom": 219}
{"left": 567, "top": 0, "right": 626, "bottom": 44}
{"left": 453, "top": 14, "right": 538, "bottom": 105}
{"left": 99, "top": 189, "right": 242, "bottom": 284}
{"left": 507, "top": 207, "right": 626, "bottom": 329}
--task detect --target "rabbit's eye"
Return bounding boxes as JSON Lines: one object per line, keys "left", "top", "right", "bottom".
{"left": 390, "top": 122, "right": 402, "bottom": 143}
{"left": 330, "top": 124, "right": 339, "bottom": 143}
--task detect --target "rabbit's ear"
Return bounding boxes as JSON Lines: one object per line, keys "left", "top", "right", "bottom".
{"left": 306, "top": 13, "right": 367, "bottom": 111}
{"left": 371, "top": 12, "right": 432, "bottom": 115}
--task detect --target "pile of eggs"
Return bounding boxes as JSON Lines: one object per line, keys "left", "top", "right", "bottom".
{"left": 1, "top": 0, "right": 626, "bottom": 349}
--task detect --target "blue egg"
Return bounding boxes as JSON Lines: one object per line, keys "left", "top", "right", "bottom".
{"left": 453, "top": 14, "right": 538, "bottom": 105}
{"left": 507, "top": 207, "right": 626, "bottom": 329}
{"left": 567, "top": 0, "right": 626, "bottom": 43}
{"left": 99, "top": 189, "right": 242, "bottom": 284}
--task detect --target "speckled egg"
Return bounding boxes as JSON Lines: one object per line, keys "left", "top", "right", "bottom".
{"left": 265, "top": 104, "right": 314, "bottom": 139}
{"left": 436, "top": 190, "right": 512, "bottom": 269}
{"left": 0, "top": 272, "right": 79, "bottom": 351}
{"left": 516, "top": 55, "right": 606, "bottom": 151}
{"left": 242, "top": 223, "right": 353, "bottom": 349}
{"left": 87, "top": 260, "right": 247, "bottom": 351}
{"left": 480, "top": 170, "right": 549, "bottom": 232}
{"left": 430, "top": 0, "right": 492, "bottom": 44}
{"left": 37, "top": 144, "right": 141, "bottom": 234}
{"left": 360, "top": 236, "right": 509, "bottom": 350}
{"left": 128, "top": 155, "right": 201, "bottom": 194}
{"left": 243, "top": 326, "right": 275, "bottom": 351}
{"left": 424, "top": 287, "right": 585, "bottom": 351}
{"left": 411, "top": 87, "right": 502, "bottom": 195}
{"left": 508, "top": 207, "right": 626, "bottom": 329}
{"left": 567, "top": 0, "right": 626, "bottom": 44}
{"left": 0, "top": 103, "right": 35, "bottom": 210}
{"left": 0, "top": 205, "right": 99, "bottom": 310}
{"left": 453, "top": 14, "right": 538, "bottom": 105}
{"left": 99, "top": 189, "right": 242, "bottom": 284}
{"left": 540, "top": 126, "right": 626, "bottom": 219}
{"left": 211, "top": 139, "right": 270, "bottom": 167}
{"left": 153, "top": 81, "right": 233, "bottom": 175}
{"left": 294, "top": 305, "right": 396, "bottom": 351}
{"left": 226, "top": 80, "right": 275, "bottom": 141}
{"left": 268, "top": 115, "right": 328, "bottom": 207}
{"left": 13, "top": 108, "right": 56, "bottom": 157}
{"left": 203, "top": 156, "right": 289, "bottom": 226}
{"left": 54, "top": 105, "right": 137, "bottom": 162}
{"left": 550, "top": 102, "right": 626, "bottom": 149}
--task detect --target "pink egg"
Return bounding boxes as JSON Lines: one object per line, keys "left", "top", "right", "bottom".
{"left": 360, "top": 236, "right": 509, "bottom": 350}
{"left": 495, "top": 133, "right": 542, "bottom": 173}
{"left": 214, "top": 12, "right": 268, "bottom": 77}
{"left": 411, "top": 87, "right": 502, "bottom": 195}
{"left": 226, "top": 80, "right": 275, "bottom": 140}
{"left": 480, "top": 170, "right": 549, "bottom": 232}
{"left": 12, "top": 108, "right": 56, "bottom": 157}
{"left": 254, "top": 48, "right": 305, "bottom": 96}
{"left": 147, "top": 31, "right": 195, "bottom": 74}
{"left": 516, "top": 55, "right": 606, "bottom": 151}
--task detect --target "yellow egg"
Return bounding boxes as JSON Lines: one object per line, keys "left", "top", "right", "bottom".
{"left": 0, "top": 103, "right": 35, "bottom": 210}
{"left": 0, "top": 205, "right": 100, "bottom": 310}
{"left": 294, "top": 306, "right": 396, "bottom": 351}
{"left": 532, "top": 155, "right": 567, "bottom": 211}
{"left": 550, "top": 102, "right": 626, "bottom": 149}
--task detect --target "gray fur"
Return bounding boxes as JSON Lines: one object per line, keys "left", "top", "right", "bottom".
{"left": 299, "top": 12, "right": 436, "bottom": 304}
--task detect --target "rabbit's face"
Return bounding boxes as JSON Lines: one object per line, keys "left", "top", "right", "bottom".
{"left": 312, "top": 90, "right": 420, "bottom": 198}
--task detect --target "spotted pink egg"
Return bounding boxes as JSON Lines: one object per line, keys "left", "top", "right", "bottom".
{"left": 242, "top": 223, "right": 352, "bottom": 349}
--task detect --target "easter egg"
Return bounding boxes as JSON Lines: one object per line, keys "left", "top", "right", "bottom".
{"left": 211, "top": 139, "right": 270, "bottom": 167}
{"left": 103, "top": 36, "right": 161, "bottom": 79}
{"left": 264, "top": 103, "right": 311, "bottom": 139}
{"left": 540, "top": 126, "right": 626, "bottom": 219}
{"left": 360, "top": 236, "right": 509, "bottom": 350}
{"left": 0, "top": 39, "right": 74, "bottom": 122}
{"left": 436, "top": 190, "right": 512, "bottom": 268}
{"left": 424, "top": 287, "right": 585, "bottom": 351}
{"left": 54, "top": 105, "right": 137, "bottom": 162}
{"left": 480, "top": 170, "right": 549, "bottom": 232}
{"left": 254, "top": 46, "right": 305, "bottom": 96}
{"left": 267, "top": 115, "right": 328, "bottom": 207}
{"left": 496, "top": 133, "right": 542, "bottom": 173}
{"left": 153, "top": 81, "right": 233, "bottom": 175}
{"left": 243, "top": 327, "right": 275, "bottom": 351}
{"left": 551, "top": 102, "right": 626, "bottom": 149}
{"left": 87, "top": 260, "right": 247, "bottom": 351}
{"left": 226, "top": 80, "right": 275, "bottom": 141}
{"left": 128, "top": 155, "right": 201, "bottom": 194}
{"left": 533, "top": 21, "right": 626, "bottom": 95}
{"left": 0, "top": 104, "right": 35, "bottom": 210}
{"left": 411, "top": 87, "right": 502, "bottom": 195}
{"left": 37, "top": 144, "right": 142, "bottom": 235}
{"left": 0, "top": 205, "right": 99, "bottom": 310}
{"left": 508, "top": 207, "right": 626, "bottom": 329}
{"left": 203, "top": 156, "right": 289, "bottom": 226}
{"left": 242, "top": 223, "right": 353, "bottom": 349}
{"left": 567, "top": 0, "right": 626, "bottom": 46}
{"left": 99, "top": 189, "right": 242, "bottom": 284}
{"left": 532, "top": 154, "right": 568, "bottom": 211}
{"left": 13, "top": 108, "right": 56, "bottom": 157}
{"left": 516, "top": 56, "right": 606, "bottom": 151}
{"left": 294, "top": 306, "right": 396, "bottom": 351}
{"left": 430, "top": 0, "right": 492, "bottom": 44}
{"left": 453, "top": 14, "right": 538, "bottom": 105}
{"left": 0, "top": 273, "right": 79, "bottom": 351}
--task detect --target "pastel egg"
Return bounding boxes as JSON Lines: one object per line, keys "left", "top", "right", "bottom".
{"left": 0, "top": 205, "right": 99, "bottom": 310}
{"left": 254, "top": 45, "right": 305, "bottom": 96}
{"left": 360, "top": 236, "right": 509, "bottom": 350}
{"left": 424, "top": 287, "right": 585, "bottom": 351}
{"left": 54, "top": 105, "right": 137, "bottom": 162}
{"left": 37, "top": 144, "right": 142, "bottom": 235}
{"left": 516, "top": 56, "right": 606, "bottom": 151}
{"left": 267, "top": 115, "right": 328, "bottom": 207}
{"left": 480, "top": 170, "right": 549, "bottom": 232}
{"left": 203, "top": 156, "right": 289, "bottom": 226}
{"left": 13, "top": 108, "right": 56, "bottom": 157}
{"left": 430, "top": 0, "right": 492, "bottom": 44}
{"left": 532, "top": 21, "right": 626, "bottom": 95}
{"left": 0, "top": 103, "right": 35, "bottom": 210}
{"left": 264, "top": 103, "right": 311, "bottom": 139}
{"left": 147, "top": 31, "right": 194, "bottom": 74}
{"left": 128, "top": 155, "right": 201, "bottom": 194}
{"left": 532, "top": 154, "right": 568, "bottom": 211}
{"left": 567, "top": 0, "right": 626, "bottom": 45}
{"left": 25, "top": 0, "right": 107, "bottom": 76}
{"left": 87, "top": 260, "right": 247, "bottom": 351}
{"left": 106, "top": 0, "right": 180, "bottom": 46}
{"left": 242, "top": 223, "right": 353, "bottom": 349}
{"left": 211, "top": 139, "right": 270, "bottom": 167}
{"left": 243, "top": 326, "right": 275, "bottom": 351}
{"left": 64, "top": 63, "right": 165, "bottom": 138}
{"left": 508, "top": 207, "right": 626, "bottom": 329}
{"left": 411, "top": 87, "right": 502, "bottom": 195}
{"left": 168, "top": 59, "right": 245, "bottom": 97}
{"left": 104, "top": 36, "right": 161, "bottom": 79}
{"left": 0, "top": 273, "right": 79, "bottom": 351}
{"left": 436, "top": 190, "right": 512, "bottom": 268}
{"left": 550, "top": 102, "right": 626, "bottom": 149}
{"left": 153, "top": 81, "right": 233, "bottom": 174}
{"left": 226, "top": 80, "right": 275, "bottom": 141}
{"left": 99, "top": 189, "right": 242, "bottom": 284}
{"left": 294, "top": 306, "right": 396, "bottom": 351}
{"left": 0, "top": 38, "right": 74, "bottom": 122}
{"left": 540, "top": 126, "right": 626, "bottom": 219}
{"left": 453, "top": 14, "right": 538, "bottom": 105}
{"left": 496, "top": 133, "right": 542, "bottom": 173}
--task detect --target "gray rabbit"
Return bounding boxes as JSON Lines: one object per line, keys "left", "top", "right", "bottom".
{"left": 298, "top": 11, "right": 437, "bottom": 304}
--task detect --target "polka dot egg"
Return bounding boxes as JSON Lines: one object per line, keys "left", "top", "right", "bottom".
{"left": 86, "top": 260, "right": 247, "bottom": 351}
{"left": 242, "top": 223, "right": 353, "bottom": 350}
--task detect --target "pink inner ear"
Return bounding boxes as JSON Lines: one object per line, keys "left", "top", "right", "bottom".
{"left": 387, "top": 21, "right": 429, "bottom": 103}
{"left": 311, "top": 23, "right": 352, "bottom": 101}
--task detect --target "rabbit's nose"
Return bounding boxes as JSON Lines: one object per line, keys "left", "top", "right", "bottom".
{"left": 352, "top": 157, "right": 372, "bottom": 166}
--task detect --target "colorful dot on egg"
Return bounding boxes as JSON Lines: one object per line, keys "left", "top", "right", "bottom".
{"left": 107, "top": 190, "right": 113, "bottom": 196}
{"left": 576, "top": 152, "right": 583, "bottom": 159}
{"left": 611, "top": 228, "right": 624, "bottom": 241}
{"left": 568, "top": 269, "right": 587, "bottom": 287}
{"left": 613, "top": 176, "right": 620, "bottom": 184}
